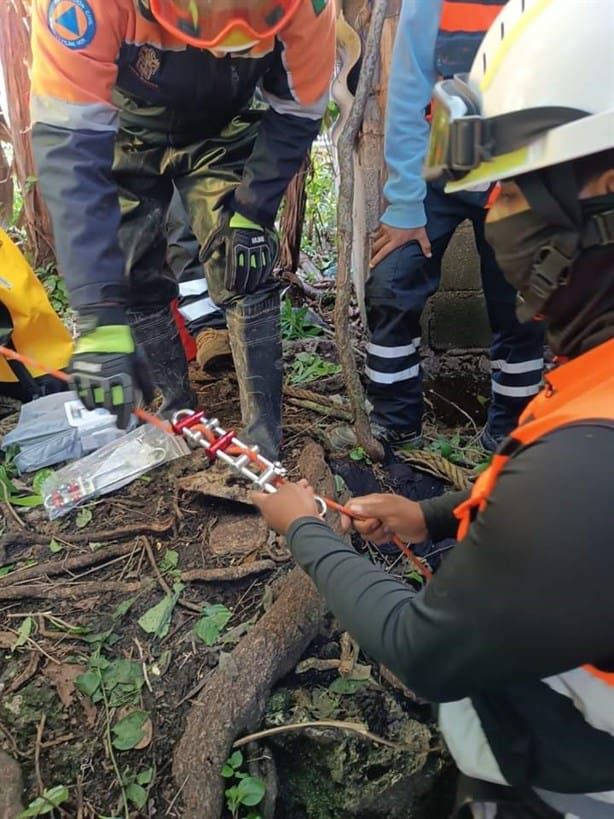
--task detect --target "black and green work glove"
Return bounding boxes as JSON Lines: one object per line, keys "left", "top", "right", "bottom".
{"left": 202, "top": 211, "right": 279, "bottom": 295}
{"left": 70, "top": 307, "right": 155, "bottom": 429}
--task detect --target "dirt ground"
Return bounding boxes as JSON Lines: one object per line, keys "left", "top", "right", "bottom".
{"left": 0, "top": 321, "right": 485, "bottom": 817}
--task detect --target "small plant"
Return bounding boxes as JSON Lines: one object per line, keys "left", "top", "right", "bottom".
{"left": 36, "top": 261, "right": 70, "bottom": 316}
{"left": 76, "top": 656, "right": 145, "bottom": 708}
{"left": 348, "top": 446, "right": 372, "bottom": 466}
{"left": 281, "top": 298, "right": 323, "bottom": 341}
{"left": 302, "top": 142, "right": 337, "bottom": 268}
{"left": 75, "top": 506, "right": 93, "bottom": 528}
{"left": 159, "top": 548, "right": 181, "bottom": 579}
{"left": 16, "top": 784, "right": 69, "bottom": 817}
{"left": 138, "top": 582, "right": 184, "bottom": 640}
{"left": 287, "top": 352, "right": 340, "bottom": 386}
{"left": 121, "top": 766, "right": 154, "bottom": 811}
{"left": 194, "top": 603, "right": 233, "bottom": 646}
{"left": 222, "top": 751, "right": 265, "bottom": 819}
{"left": 0, "top": 462, "right": 49, "bottom": 508}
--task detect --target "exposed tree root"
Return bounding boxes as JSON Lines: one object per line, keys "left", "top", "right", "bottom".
{"left": 0, "top": 541, "right": 141, "bottom": 587}
{"left": 172, "top": 441, "right": 332, "bottom": 818}
{"left": 0, "top": 580, "right": 147, "bottom": 601}
{"left": 180, "top": 561, "right": 275, "bottom": 583}
{"left": 0, "top": 516, "right": 175, "bottom": 565}
{"left": 0, "top": 750, "right": 24, "bottom": 818}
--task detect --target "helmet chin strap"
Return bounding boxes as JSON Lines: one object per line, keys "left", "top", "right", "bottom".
{"left": 516, "top": 167, "right": 614, "bottom": 316}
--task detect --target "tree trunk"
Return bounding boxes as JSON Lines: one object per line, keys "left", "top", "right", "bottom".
{"left": 279, "top": 155, "right": 310, "bottom": 279}
{"left": 173, "top": 440, "right": 332, "bottom": 817}
{"left": 339, "top": 0, "right": 400, "bottom": 320}
{"left": 0, "top": 0, "right": 55, "bottom": 265}
{"left": 0, "top": 111, "right": 13, "bottom": 226}
{"left": 334, "top": 0, "right": 388, "bottom": 461}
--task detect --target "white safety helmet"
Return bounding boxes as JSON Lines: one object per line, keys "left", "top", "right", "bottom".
{"left": 423, "top": 0, "right": 614, "bottom": 190}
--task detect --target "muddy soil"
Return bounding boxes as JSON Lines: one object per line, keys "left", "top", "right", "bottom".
{"left": 0, "top": 337, "right": 481, "bottom": 817}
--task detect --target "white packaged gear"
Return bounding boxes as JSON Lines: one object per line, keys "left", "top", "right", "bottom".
{"left": 41, "top": 423, "right": 189, "bottom": 519}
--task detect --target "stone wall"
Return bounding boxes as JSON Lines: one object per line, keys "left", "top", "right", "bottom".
{"left": 421, "top": 220, "right": 491, "bottom": 352}
{"left": 419, "top": 221, "right": 493, "bottom": 425}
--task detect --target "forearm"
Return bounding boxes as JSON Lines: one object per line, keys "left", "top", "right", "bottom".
{"left": 286, "top": 428, "right": 614, "bottom": 703}
{"left": 420, "top": 489, "right": 469, "bottom": 542}
{"left": 381, "top": 0, "right": 441, "bottom": 228}
{"left": 32, "top": 124, "right": 127, "bottom": 309}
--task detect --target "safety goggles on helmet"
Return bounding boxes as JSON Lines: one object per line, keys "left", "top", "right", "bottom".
{"left": 424, "top": 74, "right": 589, "bottom": 183}
{"left": 149, "top": 0, "right": 302, "bottom": 49}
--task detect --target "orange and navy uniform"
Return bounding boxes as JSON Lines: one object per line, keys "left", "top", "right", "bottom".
{"left": 435, "top": 0, "right": 506, "bottom": 76}
{"left": 29, "top": 0, "right": 335, "bottom": 309}
{"left": 282, "top": 337, "right": 614, "bottom": 814}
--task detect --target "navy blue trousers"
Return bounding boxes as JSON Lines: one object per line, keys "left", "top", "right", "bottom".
{"left": 365, "top": 184, "right": 544, "bottom": 438}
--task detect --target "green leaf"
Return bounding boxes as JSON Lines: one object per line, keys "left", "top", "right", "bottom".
{"left": 49, "top": 538, "right": 64, "bottom": 554}
{"left": 287, "top": 352, "right": 340, "bottom": 386}
{"left": 33, "top": 468, "right": 54, "bottom": 494}
{"left": 137, "top": 585, "right": 183, "bottom": 639}
{"left": 75, "top": 508, "right": 92, "bottom": 528}
{"left": 194, "top": 604, "right": 232, "bottom": 647}
{"left": 0, "top": 464, "right": 16, "bottom": 492}
{"left": 103, "top": 658, "right": 141, "bottom": 685}
{"left": 126, "top": 782, "right": 147, "bottom": 809}
{"left": 111, "top": 710, "right": 149, "bottom": 751}
{"left": 10, "top": 494, "right": 43, "bottom": 507}
{"left": 112, "top": 597, "right": 136, "bottom": 620}
{"left": 227, "top": 750, "right": 243, "bottom": 770}
{"left": 159, "top": 549, "right": 179, "bottom": 572}
{"left": 235, "top": 776, "right": 266, "bottom": 807}
{"left": 328, "top": 677, "right": 370, "bottom": 695}
{"left": 13, "top": 616, "right": 33, "bottom": 650}
{"left": 221, "top": 764, "right": 235, "bottom": 778}
{"left": 74, "top": 670, "right": 101, "bottom": 698}
{"left": 225, "top": 784, "right": 240, "bottom": 811}
{"left": 0, "top": 564, "right": 15, "bottom": 577}
{"left": 136, "top": 767, "right": 154, "bottom": 786}
{"left": 16, "top": 784, "right": 69, "bottom": 817}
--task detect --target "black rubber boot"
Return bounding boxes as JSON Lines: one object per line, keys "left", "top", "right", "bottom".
{"left": 226, "top": 294, "right": 282, "bottom": 462}
{"left": 128, "top": 305, "right": 196, "bottom": 417}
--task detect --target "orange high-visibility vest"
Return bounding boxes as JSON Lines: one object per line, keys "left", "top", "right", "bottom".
{"left": 454, "top": 337, "right": 614, "bottom": 684}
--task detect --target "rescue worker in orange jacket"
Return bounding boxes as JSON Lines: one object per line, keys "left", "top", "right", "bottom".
{"left": 252, "top": 1, "right": 614, "bottom": 816}
{"left": 30, "top": 0, "right": 335, "bottom": 458}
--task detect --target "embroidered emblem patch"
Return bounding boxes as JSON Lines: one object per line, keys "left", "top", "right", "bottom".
{"left": 47, "top": 0, "right": 96, "bottom": 50}
{"left": 135, "top": 46, "right": 161, "bottom": 82}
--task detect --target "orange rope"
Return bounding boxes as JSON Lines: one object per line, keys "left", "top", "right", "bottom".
{"left": 0, "top": 345, "right": 432, "bottom": 579}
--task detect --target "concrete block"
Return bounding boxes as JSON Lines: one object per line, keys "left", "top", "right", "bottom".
{"left": 440, "top": 220, "right": 482, "bottom": 291}
{"left": 423, "top": 290, "right": 492, "bottom": 351}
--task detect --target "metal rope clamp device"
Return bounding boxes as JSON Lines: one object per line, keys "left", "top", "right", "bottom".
{"left": 171, "top": 409, "right": 328, "bottom": 516}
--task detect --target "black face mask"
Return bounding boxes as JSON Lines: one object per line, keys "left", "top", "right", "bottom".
{"left": 484, "top": 210, "right": 580, "bottom": 321}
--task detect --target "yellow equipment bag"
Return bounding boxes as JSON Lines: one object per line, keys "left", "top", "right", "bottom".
{"left": 0, "top": 228, "right": 72, "bottom": 399}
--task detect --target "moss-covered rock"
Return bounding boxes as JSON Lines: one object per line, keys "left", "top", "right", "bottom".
{"left": 265, "top": 684, "right": 454, "bottom": 818}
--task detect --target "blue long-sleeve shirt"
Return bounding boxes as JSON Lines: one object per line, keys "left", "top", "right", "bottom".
{"left": 381, "top": 0, "right": 442, "bottom": 230}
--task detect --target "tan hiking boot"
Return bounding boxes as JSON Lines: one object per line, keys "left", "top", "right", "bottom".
{"left": 195, "top": 328, "right": 233, "bottom": 376}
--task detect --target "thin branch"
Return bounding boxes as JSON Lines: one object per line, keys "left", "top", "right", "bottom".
{"left": 233, "top": 719, "right": 404, "bottom": 751}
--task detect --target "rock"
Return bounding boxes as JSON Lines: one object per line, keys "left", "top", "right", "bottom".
{"left": 0, "top": 750, "right": 24, "bottom": 818}
{"left": 265, "top": 684, "right": 455, "bottom": 819}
